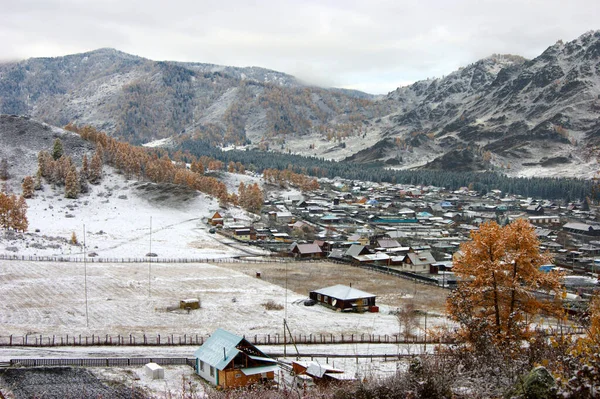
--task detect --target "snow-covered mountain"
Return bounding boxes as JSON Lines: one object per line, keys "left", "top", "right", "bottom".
{"left": 1, "top": 31, "right": 600, "bottom": 177}
{"left": 343, "top": 31, "right": 600, "bottom": 177}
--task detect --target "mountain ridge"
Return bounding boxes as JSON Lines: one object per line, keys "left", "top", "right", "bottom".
{"left": 1, "top": 31, "right": 599, "bottom": 178}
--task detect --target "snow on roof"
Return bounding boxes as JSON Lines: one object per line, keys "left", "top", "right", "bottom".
{"left": 311, "top": 284, "right": 375, "bottom": 300}
{"left": 193, "top": 328, "right": 242, "bottom": 370}
{"left": 241, "top": 365, "right": 279, "bottom": 376}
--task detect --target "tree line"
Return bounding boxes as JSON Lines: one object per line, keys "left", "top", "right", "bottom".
{"left": 176, "top": 138, "right": 594, "bottom": 201}
{"left": 63, "top": 124, "right": 266, "bottom": 213}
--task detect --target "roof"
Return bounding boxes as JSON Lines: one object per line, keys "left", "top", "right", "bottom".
{"left": 564, "top": 222, "right": 600, "bottom": 231}
{"left": 345, "top": 244, "right": 369, "bottom": 258}
{"left": 240, "top": 365, "right": 279, "bottom": 376}
{"left": 291, "top": 243, "right": 322, "bottom": 255}
{"left": 305, "top": 362, "right": 344, "bottom": 378}
{"left": 377, "top": 238, "right": 401, "bottom": 248}
{"left": 311, "top": 284, "right": 375, "bottom": 300}
{"left": 406, "top": 251, "right": 436, "bottom": 266}
{"left": 193, "top": 329, "right": 243, "bottom": 370}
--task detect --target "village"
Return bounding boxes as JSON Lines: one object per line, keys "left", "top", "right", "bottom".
{"left": 210, "top": 177, "right": 600, "bottom": 300}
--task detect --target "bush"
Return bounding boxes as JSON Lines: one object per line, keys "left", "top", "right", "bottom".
{"left": 262, "top": 300, "right": 284, "bottom": 310}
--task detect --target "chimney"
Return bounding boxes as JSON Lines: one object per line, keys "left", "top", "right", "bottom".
{"left": 223, "top": 347, "right": 226, "bottom": 361}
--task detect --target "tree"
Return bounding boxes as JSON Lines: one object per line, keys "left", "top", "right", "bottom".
{"left": 395, "top": 301, "right": 419, "bottom": 340}
{"left": 447, "top": 219, "right": 564, "bottom": 351}
{"left": 70, "top": 232, "right": 78, "bottom": 245}
{"left": 22, "top": 176, "right": 34, "bottom": 198}
{"left": 52, "top": 138, "right": 64, "bottom": 160}
{"left": 65, "top": 166, "right": 80, "bottom": 199}
{"left": 0, "top": 158, "right": 9, "bottom": 181}
{"left": 88, "top": 151, "right": 103, "bottom": 184}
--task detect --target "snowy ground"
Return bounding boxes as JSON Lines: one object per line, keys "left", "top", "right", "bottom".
{"left": 2, "top": 169, "right": 264, "bottom": 259}
{"left": 0, "top": 259, "right": 443, "bottom": 338}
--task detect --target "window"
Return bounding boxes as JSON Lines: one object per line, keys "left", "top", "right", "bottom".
{"left": 323, "top": 295, "right": 328, "bottom": 302}
{"left": 210, "top": 366, "right": 215, "bottom": 377}
{"left": 200, "top": 360, "right": 204, "bottom": 372}
{"left": 235, "top": 373, "right": 242, "bottom": 378}
{"left": 317, "top": 294, "right": 321, "bottom": 301}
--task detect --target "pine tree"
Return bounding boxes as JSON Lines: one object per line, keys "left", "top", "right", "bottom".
{"left": 52, "top": 138, "right": 64, "bottom": 160}
{"left": 70, "top": 232, "right": 78, "bottom": 245}
{"left": 81, "top": 154, "right": 89, "bottom": 180}
{"left": 22, "top": 176, "right": 34, "bottom": 198}
{"left": 0, "top": 158, "right": 9, "bottom": 181}
{"left": 89, "top": 151, "right": 103, "bottom": 184}
{"left": 65, "top": 166, "right": 80, "bottom": 199}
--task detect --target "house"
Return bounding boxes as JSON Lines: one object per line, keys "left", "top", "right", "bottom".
{"left": 403, "top": 251, "right": 436, "bottom": 273}
{"left": 526, "top": 204, "right": 544, "bottom": 215}
{"left": 194, "top": 329, "right": 278, "bottom": 389}
{"left": 563, "top": 222, "right": 600, "bottom": 237}
{"left": 309, "top": 284, "right": 377, "bottom": 312}
{"left": 345, "top": 244, "right": 371, "bottom": 261}
{"left": 233, "top": 228, "right": 255, "bottom": 241}
{"left": 208, "top": 211, "right": 224, "bottom": 226}
{"left": 289, "top": 242, "right": 323, "bottom": 258}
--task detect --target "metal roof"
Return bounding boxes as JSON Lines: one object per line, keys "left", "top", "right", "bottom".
{"left": 311, "top": 284, "right": 375, "bottom": 300}
{"left": 193, "top": 329, "right": 243, "bottom": 370}
{"left": 240, "top": 365, "right": 279, "bottom": 376}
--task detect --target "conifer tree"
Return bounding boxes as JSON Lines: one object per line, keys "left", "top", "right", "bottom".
{"left": 52, "top": 138, "right": 64, "bottom": 160}
{"left": 22, "top": 176, "right": 34, "bottom": 198}
{"left": 65, "top": 166, "right": 80, "bottom": 199}
{"left": 447, "top": 219, "right": 563, "bottom": 351}
{"left": 89, "top": 151, "right": 103, "bottom": 184}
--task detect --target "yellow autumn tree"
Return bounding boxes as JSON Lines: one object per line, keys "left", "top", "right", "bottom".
{"left": 447, "top": 219, "right": 564, "bottom": 351}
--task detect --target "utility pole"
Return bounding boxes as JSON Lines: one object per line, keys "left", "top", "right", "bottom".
{"left": 148, "top": 216, "right": 152, "bottom": 297}
{"left": 83, "top": 224, "right": 89, "bottom": 328}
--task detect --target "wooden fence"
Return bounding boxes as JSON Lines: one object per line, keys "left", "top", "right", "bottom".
{"left": 0, "top": 326, "right": 585, "bottom": 348}
{"left": 8, "top": 357, "right": 195, "bottom": 368}
{"left": 0, "top": 254, "right": 299, "bottom": 264}
{"left": 6, "top": 354, "right": 426, "bottom": 369}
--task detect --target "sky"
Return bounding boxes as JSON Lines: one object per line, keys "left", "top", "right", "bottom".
{"left": 0, "top": 0, "right": 598, "bottom": 94}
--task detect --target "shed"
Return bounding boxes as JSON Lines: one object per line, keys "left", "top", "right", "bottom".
{"left": 180, "top": 298, "right": 200, "bottom": 310}
{"left": 309, "top": 284, "right": 376, "bottom": 312}
{"left": 145, "top": 363, "right": 164, "bottom": 380}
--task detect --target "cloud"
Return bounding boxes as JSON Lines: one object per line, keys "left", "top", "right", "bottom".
{"left": 0, "top": 0, "right": 598, "bottom": 93}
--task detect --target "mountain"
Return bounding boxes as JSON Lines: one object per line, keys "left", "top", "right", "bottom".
{"left": 0, "top": 48, "right": 387, "bottom": 145}
{"left": 1, "top": 31, "right": 600, "bottom": 178}
{"left": 343, "top": 31, "right": 600, "bottom": 178}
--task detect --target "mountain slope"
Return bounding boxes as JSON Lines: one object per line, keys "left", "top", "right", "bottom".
{"left": 0, "top": 49, "right": 387, "bottom": 145}
{"left": 344, "top": 31, "right": 600, "bottom": 177}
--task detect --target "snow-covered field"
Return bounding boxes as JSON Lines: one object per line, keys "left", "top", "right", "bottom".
{"left": 2, "top": 169, "right": 258, "bottom": 259}
{"left": 0, "top": 170, "right": 443, "bottom": 339}
{"left": 0, "top": 259, "right": 422, "bottom": 338}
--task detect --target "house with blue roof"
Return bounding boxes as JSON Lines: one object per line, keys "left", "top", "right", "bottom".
{"left": 194, "top": 329, "right": 278, "bottom": 389}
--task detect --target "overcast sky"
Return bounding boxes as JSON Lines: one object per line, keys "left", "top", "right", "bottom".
{"left": 0, "top": 0, "right": 598, "bottom": 94}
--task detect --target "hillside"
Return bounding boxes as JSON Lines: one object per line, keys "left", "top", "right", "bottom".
{"left": 0, "top": 48, "right": 387, "bottom": 145}
{"left": 1, "top": 32, "right": 600, "bottom": 177}
{"left": 342, "top": 31, "right": 600, "bottom": 177}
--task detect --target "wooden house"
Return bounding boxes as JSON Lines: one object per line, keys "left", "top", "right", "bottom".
{"left": 208, "top": 211, "right": 224, "bottom": 226}
{"left": 309, "top": 284, "right": 376, "bottom": 312}
{"left": 403, "top": 251, "right": 436, "bottom": 273}
{"left": 233, "top": 228, "right": 256, "bottom": 241}
{"left": 289, "top": 242, "right": 323, "bottom": 258}
{"left": 194, "top": 329, "right": 278, "bottom": 389}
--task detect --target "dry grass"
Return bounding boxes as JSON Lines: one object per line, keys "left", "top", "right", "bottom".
{"left": 218, "top": 261, "right": 449, "bottom": 314}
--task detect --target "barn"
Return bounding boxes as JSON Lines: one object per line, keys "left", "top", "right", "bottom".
{"left": 309, "top": 284, "right": 376, "bottom": 312}
{"left": 193, "top": 329, "right": 278, "bottom": 389}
